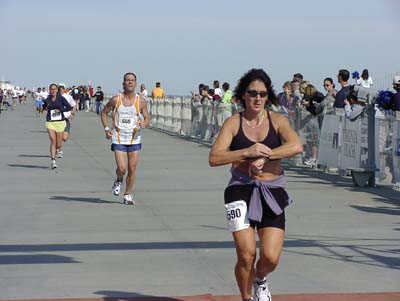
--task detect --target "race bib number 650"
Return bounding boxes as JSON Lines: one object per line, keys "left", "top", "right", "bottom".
{"left": 224, "top": 200, "right": 250, "bottom": 232}
{"left": 50, "top": 109, "right": 62, "bottom": 121}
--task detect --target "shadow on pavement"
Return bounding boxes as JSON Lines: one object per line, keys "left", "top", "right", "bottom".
{"left": 0, "top": 254, "right": 80, "bottom": 265}
{"left": 285, "top": 164, "right": 400, "bottom": 209}
{"left": 8, "top": 163, "right": 49, "bottom": 169}
{"left": 285, "top": 234, "right": 400, "bottom": 270}
{"left": 50, "top": 195, "right": 121, "bottom": 204}
{"left": 94, "top": 290, "right": 186, "bottom": 300}
{"left": 0, "top": 237, "right": 398, "bottom": 270}
{"left": 19, "top": 154, "right": 50, "bottom": 158}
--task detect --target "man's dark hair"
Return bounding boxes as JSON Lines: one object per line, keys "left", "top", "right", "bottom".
{"left": 338, "top": 69, "right": 350, "bottom": 82}
{"left": 222, "top": 82, "right": 230, "bottom": 90}
{"left": 123, "top": 72, "right": 137, "bottom": 81}
{"left": 293, "top": 73, "right": 304, "bottom": 81}
{"left": 156, "top": 82, "right": 161, "bottom": 87}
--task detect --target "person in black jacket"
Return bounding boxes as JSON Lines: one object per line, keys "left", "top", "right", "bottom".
{"left": 302, "top": 84, "right": 325, "bottom": 115}
{"left": 93, "top": 86, "right": 104, "bottom": 115}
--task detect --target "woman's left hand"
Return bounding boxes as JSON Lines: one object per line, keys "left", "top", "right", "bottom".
{"left": 248, "top": 157, "right": 267, "bottom": 177}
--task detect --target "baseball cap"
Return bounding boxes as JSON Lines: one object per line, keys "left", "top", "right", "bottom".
{"left": 393, "top": 76, "right": 400, "bottom": 85}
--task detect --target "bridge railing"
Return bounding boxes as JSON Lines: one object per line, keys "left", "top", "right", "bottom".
{"left": 147, "top": 96, "right": 400, "bottom": 189}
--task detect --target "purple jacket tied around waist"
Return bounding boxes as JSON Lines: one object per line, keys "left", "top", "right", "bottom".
{"left": 228, "top": 168, "right": 293, "bottom": 222}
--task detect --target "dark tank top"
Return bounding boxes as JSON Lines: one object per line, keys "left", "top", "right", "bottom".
{"left": 229, "top": 110, "right": 282, "bottom": 151}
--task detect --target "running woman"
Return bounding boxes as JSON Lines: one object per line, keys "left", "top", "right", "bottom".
{"left": 42, "top": 84, "right": 72, "bottom": 169}
{"left": 209, "top": 69, "right": 303, "bottom": 301}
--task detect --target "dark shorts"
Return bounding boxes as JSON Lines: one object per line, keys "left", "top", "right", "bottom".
{"left": 224, "top": 184, "right": 286, "bottom": 230}
{"left": 64, "top": 119, "right": 70, "bottom": 133}
{"left": 111, "top": 143, "right": 141, "bottom": 152}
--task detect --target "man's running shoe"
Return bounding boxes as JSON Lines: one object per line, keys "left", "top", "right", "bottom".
{"left": 56, "top": 150, "right": 63, "bottom": 158}
{"left": 51, "top": 160, "right": 58, "bottom": 169}
{"left": 112, "top": 180, "right": 122, "bottom": 196}
{"left": 254, "top": 278, "right": 271, "bottom": 301}
{"left": 123, "top": 194, "right": 135, "bottom": 205}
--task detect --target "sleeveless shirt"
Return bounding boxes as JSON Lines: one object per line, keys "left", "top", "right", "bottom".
{"left": 229, "top": 110, "right": 282, "bottom": 151}
{"left": 111, "top": 93, "right": 141, "bottom": 145}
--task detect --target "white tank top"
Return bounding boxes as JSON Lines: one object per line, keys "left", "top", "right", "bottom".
{"left": 111, "top": 93, "right": 141, "bottom": 145}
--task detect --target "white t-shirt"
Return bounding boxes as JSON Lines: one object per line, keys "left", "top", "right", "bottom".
{"left": 356, "top": 77, "right": 373, "bottom": 88}
{"left": 214, "top": 88, "right": 223, "bottom": 98}
{"left": 62, "top": 93, "right": 76, "bottom": 118}
{"left": 40, "top": 91, "right": 49, "bottom": 99}
{"left": 140, "top": 89, "right": 148, "bottom": 97}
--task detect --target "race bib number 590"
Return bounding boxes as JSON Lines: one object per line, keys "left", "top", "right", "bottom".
{"left": 224, "top": 200, "right": 250, "bottom": 232}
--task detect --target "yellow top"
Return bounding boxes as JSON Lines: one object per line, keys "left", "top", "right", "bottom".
{"left": 151, "top": 87, "right": 165, "bottom": 99}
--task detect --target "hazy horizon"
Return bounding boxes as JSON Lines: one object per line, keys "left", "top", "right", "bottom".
{"left": 1, "top": 0, "right": 399, "bottom": 95}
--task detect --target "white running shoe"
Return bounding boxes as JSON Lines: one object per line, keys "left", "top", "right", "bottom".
{"left": 254, "top": 279, "right": 271, "bottom": 301}
{"left": 112, "top": 180, "right": 122, "bottom": 196}
{"left": 56, "top": 150, "right": 63, "bottom": 158}
{"left": 51, "top": 160, "right": 58, "bottom": 169}
{"left": 304, "top": 158, "right": 316, "bottom": 166}
{"left": 123, "top": 194, "right": 135, "bottom": 205}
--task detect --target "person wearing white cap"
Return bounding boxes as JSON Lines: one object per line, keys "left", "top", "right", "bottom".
{"left": 56, "top": 83, "right": 77, "bottom": 158}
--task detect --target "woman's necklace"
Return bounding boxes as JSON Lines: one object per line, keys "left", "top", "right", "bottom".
{"left": 245, "top": 111, "right": 265, "bottom": 129}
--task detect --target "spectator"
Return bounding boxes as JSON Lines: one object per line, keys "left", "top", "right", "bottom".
{"left": 334, "top": 69, "right": 350, "bottom": 108}
{"left": 293, "top": 73, "right": 304, "bottom": 82}
{"left": 213, "top": 80, "right": 223, "bottom": 99}
{"left": 302, "top": 84, "right": 325, "bottom": 167}
{"left": 356, "top": 69, "right": 374, "bottom": 88}
{"left": 0, "top": 89, "right": 3, "bottom": 113}
{"left": 89, "top": 85, "right": 95, "bottom": 111}
{"left": 191, "top": 83, "right": 204, "bottom": 102}
{"left": 392, "top": 75, "right": 400, "bottom": 111}
{"left": 315, "top": 77, "right": 337, "bottom": 115}
{"left": 302, "top": 84, "right": 325, "bottom": 116}
{"left": 277, "top": 81, "right": 292, "bottom": 109}
{"left": 140, "top": 84, "right": 148, "bottom": 97}
{"left": 200, "top": 85, "right": 212, "bottom": 104}
{"left": 290, "top": 80, "right": 301, "bottom": 107}
{"left": 352, "top": 71, "right": 360, "bottom": 85}
{"left": 81, "top": 87, "right": 90, "bottom": 112}
{"left": 344, "top": 86, "right": 366, "bottom": 121}
{"left": 151, "top": 82, "right": 165, "bottom": 99}
{"left": 221, "top": 82, "right": 233, "bottom": 121}
{"left": 93, "top": 86, "right": 105, "bottom": 115}
{"left": 298, "top": 80, "right": 309, "bottom": 105}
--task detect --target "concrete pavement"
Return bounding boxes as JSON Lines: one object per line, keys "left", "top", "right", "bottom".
{"left": 0, "top": 102, "right": 399, "bottom": 300}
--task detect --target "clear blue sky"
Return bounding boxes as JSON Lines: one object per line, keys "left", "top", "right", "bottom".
{"left": 1, "top": 0, "right": 399, "bottom": 94}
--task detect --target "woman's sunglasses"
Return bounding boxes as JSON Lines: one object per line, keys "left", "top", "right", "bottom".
{"left": 246, "top": 90, "right": 268, "bottom": 98}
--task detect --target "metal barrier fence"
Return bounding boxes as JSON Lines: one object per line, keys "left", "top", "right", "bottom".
{"left": 147, "top": 97, "right": 400, "bottom": 189}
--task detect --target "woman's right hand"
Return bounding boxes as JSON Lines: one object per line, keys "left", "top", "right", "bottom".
{"left": 248, "top": 157, "right": 268, "bottom": 177}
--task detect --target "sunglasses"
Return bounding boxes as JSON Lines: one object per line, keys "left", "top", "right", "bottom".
{"left": 246, "top": 90, "right": 268, "bottom": 98}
